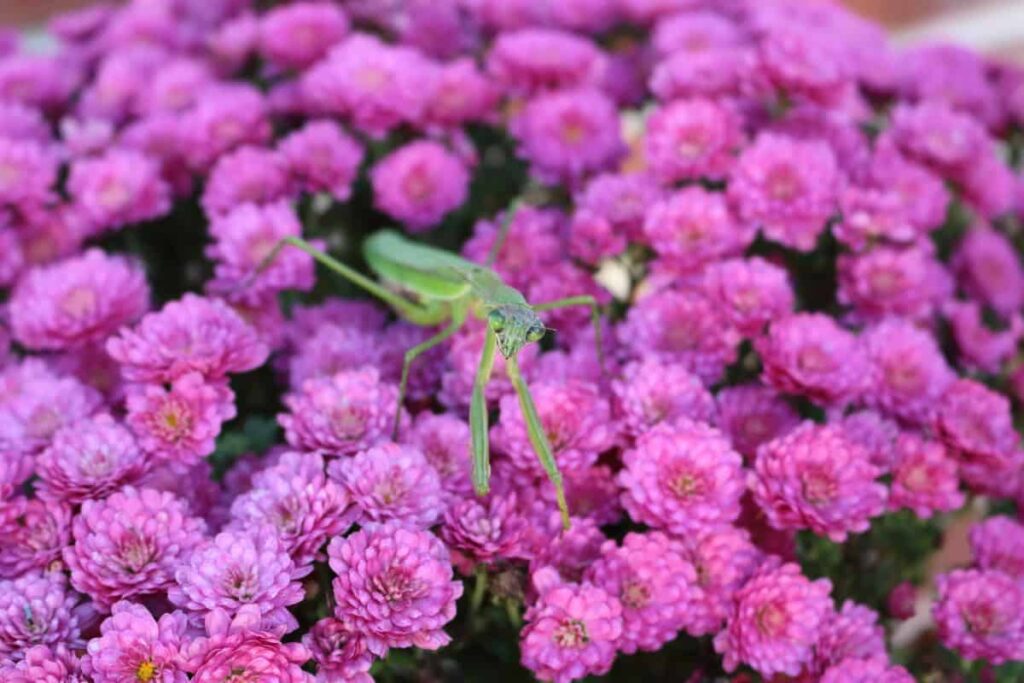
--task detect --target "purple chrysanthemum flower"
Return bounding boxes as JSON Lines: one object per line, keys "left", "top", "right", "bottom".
{"left": 200, "top": 146, "right": 291, "bottom": 218}
{"left": 935, "top": 378, "right": 1018, "bottom": 470}
{"left": 814, "top": 601, "right": 886, "bottom": 672}
{"left": 0, "top": 644, "right": 85, "bottom": 683}
{"left": 715, "top": 383, "right": 800, "bottom": 460}
{"left": 405, "top": 412, "right": 474, "bottom": 495}
{"left": 969, "top": 516, "right": 1024, "bottom": 581}
{"left": 83, "top": 601, "right": 189, "bottom": 683}
{"left": 867, "top": 141, "right": 950, "bottom": 233}
{"left": 889, "top": 432, "right": 963, "bottom": 519}
{"left": 837, "top": 244, "right": 951, "bottom": 322}
{"left": 0, "top": 571, "right": 81, "bottom": 660}
{"left": 462, "top": 205, "right": 565, "bottom": 289}
{"left": 0, "top": 363, "right": 102, "bottom": 455}
{"left": 486, "top": 29, "right": 606, "bottom": 95}
{"left": 933, "top": 569, "right": 1024, "bottom": 665}
{"left": 680, "top": 525, "right": 764, "bottom": 637}
{"left": 888, "top": 101, "right": 988, "bottom": 176}
{"left": 821, "top": 656, "right": 914, "bottom": 683}
{"left": 619, "top": 418, "right": 745, "bottom": 535}
{"left": 612, "top": 357, "right": 715, "bottom": 438}
{"left": 328, "top": 524, "right": 463, "bottom": 656}
{"left": 63, "top": 487, "right": 207, "bottom": 609}
{"left": 945, "top": 300, "right": 1023, "bottom": 374}
{"left": 258, "top": 2, "right": 349, "bottom": 71}
{"left": 426, "top": 58, "right": 499, "bottom": 128}
{"left": 370, "top": 140, "right": 470, "bottom": 232}
{"left": 440, "top": 492, "right": 528, "bottom": 566}
{"left": 180, "top": 84, "right": 272, "bottom": 169}
{"left": 0, "top": 497, "right": 70, "bottom": 579}
{"left": 644, "top": 187, "right": 753, "bottom": 275}
{"left": 9, "top": 249, "right": 149, "bottom": 351}
{"left": 36, "top": 413, "right": 146, "bottom": 505}
{"left": 575, "top": 172, "right": 664, "bottom": 242}
{"left": 651, "top": 10, "right": 742, "bottom": 57}
{"left": 286, "top": 321, "right": 383, "bottom": 388}
{"left": 833, "top": 186, "right": 919, "bottom": 250}
{"left": 645, "top": 98, "right": 742, "bottom": 183}
{"left": 303, "top": 616, "right": 373, "bottom": 683}
{"left": 702, "top": 257, "right": 795, "bottom": 337}
{"left": 277, "top": 120, "right": 363, "bottom": 202}
{"left": 0, "top": 138, "right": 57, "bottom": 209}
{"left": 753, "top": 423, "right": 887, "bottom": 542}
{"left": 67, "top": 149, "right": 171, "bottom": 233}
{"left": 952, "top": 226, "right": 1024, "bottom": 318}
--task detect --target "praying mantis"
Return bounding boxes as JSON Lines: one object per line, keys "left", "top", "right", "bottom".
{"left": 256, "top": 214, "right": 603, "bottom": 528}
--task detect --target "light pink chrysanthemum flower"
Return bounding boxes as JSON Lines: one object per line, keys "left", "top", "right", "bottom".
{"left": 405, "top": 412, "right": 474, "bottom": 495}
{"left": 83, "top": 601, "right": 190, "bottom": 683}
{"left": 702, "top": 257, "right": 795, "bottom": 337}
{"left": 715, "top": 384, "right": 800, "bottom": 460}
{"left": 713, "top": 562, "right": 833, "bottom": 677}
{"left": 63, "top": 487, "right": 207, "bottom": 609}
{"left": 969, "top": 516, "right": 1024, "bottom": 581}
{"left": 933, "top": 569, "right": 1024, "bottom": 665}
{"left": 328, "top": 524, "right": 463, "bottom": 656}
{"left": 645, "top": 98, "right": 742, "bottom": 183}
{"left": 889, "top": 432, "right": 963, "bottom": 519}
{"left": 107, "top": 294, "right": 269, "bottom": 383}
{"left": 0, "top": 571, "right": 81, "bottom": 660}
{"left": 200, "top": 146, "right": 291, "bottom": 218}
{"left": 67, "top": 149, "right": 171, "bottom": 233}
{"left": 753, "top": 423, "right": 887, "bottom": 542}
{"left": 303, "top": 616, "right": 373, "bottom": 683}
{"left": 370, "top": 140, "right": 469, "bottom": 231}
{"left": 36, "top": 413, "right": 146, "bottom": 505}
{"left": 520, "top": 567, "right": 622, "bottom": 683}
{"left": 277, "top": 120, "right": 364, "bottom": 202}
{"left": 9, "top": 249, "right": 149, "bottom": 351}
{"left": 619, "top": 419, "right": 745, "bottom": 536}
{"left": 258, "top": 2, "right": 349, "bottom": 71}
{"left": 0, "top": 644, "right": 86, "bottom": 682}
{"left": 486, "top": 29, "right": 606, "bottom": 95}
{"left": 612, "top": 358, "right": 715, "bottom": 438}
{"left": 328, "top": 442, "right": 443, "bottom": 529}
{"left": 680, "top": 525, "right": 764, "bottom": 637}
{"left": 126, "top": 373, "right": 236, "bottom": 468}
{"left": 0, "top": 497, "right": 70, "bottom": 579}
{"left": 280, "top": 367, "right": 399, "bottom": 455}
{"left": 441, "top": 492, "right": 528, "bottom": 566}
{"left": 644, "top": 187, "right": 753, "bottom": 275}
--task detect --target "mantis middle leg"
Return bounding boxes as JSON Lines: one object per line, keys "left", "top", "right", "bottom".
{"left": 532, "top": 295, "right": 606, "bottom": 373}
{"left": 470, "top": 327, "right": 498, "bottom": 497}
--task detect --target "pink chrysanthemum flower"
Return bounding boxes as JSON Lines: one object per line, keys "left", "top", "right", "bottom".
{"left": 753, "top": 423, "right": 887, "bottom": 542}
{"left": 945, "top": 300, "right": 1023, "bottom": 373}
{"left": 303, "top": 616, "right": 373, "bottom": 683}
{"left": 0, "top": 644, "right": 86, "bottom": 682}
{"left": 756, "top": 24, "right": 852, "bottom": 104}
{"left": 440, "top": 492, "right": 528, "bottom": 566}
{"left": 9, "top": 249, "right": 149, "bottom": 351}
{"left": 867, "top": 142, "right": 950, "bottom": 233}
{"left": 618, "top": 290, "right": 740, "bottom": 385}
{"left": 713, "top": 562, "right": 832, "bottom": 677}
{"left": 286, "top": 321, "right": 383, "bottom": 388}
{"left": 107, "top": 293, "right": 269, "bottom": 383}
{"left": 821, "top": 656, "right": 915, "bottom": 683}
{"left": 494, "top": 380, "right": 617, "bottom": 477}
{"left": 0, "top": 137, "right": 57, "bottom": 211}
{"left": 327, "top": 442, "right": 444, "bottom": 529}
{"left": 643, "top": 187, "right": 753, "bottom": 275}
{"left": 277, "top": 120, "right": 364, "bottom": 202}
{"left": 612, "top": 358, "right": 715, "bottom": 438}
{"left": 889, "top": 432, "right": 963, "bottom": 519}
{"left": 135, "top": 58, "right": 214, "bottom": 116}
{"left": 512, "top": 88, "right": 624, "bottom": 186}
{"left": 649, "top": 44, "right": 750, "bottom": 102}
{"left": 833, "top": 186, "right": 919, "bottom": 250}
{"left": 575, "top": 172, "right": 664, "bottom": 242}
{"left": 756, "top": 313, "right": 867, "bottom": 406}
{"left": 36, "top": 413, "right": 146, "bottom": 505}
{"left": 280, "top": 367, "right": 399, "bottom": 455}
{"left": 861, "top": 319, "right": 954, "bottom": 425}
{"left": 126, "top": 373, "right": 236, "bottom": 468}
{"left": 258, "top": 2, "right": 349, "bottom": 71}
{"left": 651, "top": 10, "right": 742, "bottom": 57}
{"left": 486, "top": 29, "right": 606, "bottom": 95}
{"left": 63, "top": 487, "right": 207, "bottom": 609}
{"left": 728, "top": 133, "right": 839, "bottom": 252}
{"left": 814, "top": 601, "right": 886, "bottom": 672}
{"left": 206, "top": 201, "right": 315, "bottom": 303}
{"left": 520, "top": 512, "right": 605, "bottom": 583}
{"left": 180, "top": 85, "right": 272, "bottom": 169}
{"left": 520, "top": 567, "right": 623, "bottom": 683}
{"left": 933, "top": 569, "right": 1024, "bottom": 665}
{"left": 952, "top": 226, "right": 1024, "bottom": 318}
{"left": 836, "top": 410, "right": 901, "bottom": 472}
{"left": 715, "top": 384, "right": 800, "bottom": 460}
{"left": 425, "top": 58, "right": 499, "bottom": 128}
{"left": 170, "top": 529, "right": 306, "bottom": 627}
{"left": 0, "top": 571, "right": 81, "bottom": 660}
{"left": 200, "top": 146, "right": 291, "bottom": 218}
{"left": 370, "top": 140, "right": 470, "bottom": 231}
{"left": 328, "top": 524, "right": 463, "bottom": 656}
{"left": 462, "top": 205, "right": 565, "bottom": 289}
{"left": 837, "top": 244, "right": 951, "bottom": 322}
{"left": 0, "top": 497, "right": 70, "bottom": 578}
{"left": 0, "top": 364, "right": 102, "bottom": 455}
{"left": 619, "top": 419, "right": 745, "bottom": 536}
{"left": 680, "top": 525, "right": 764, "bottom": 636}
{"left": 566, "top": 211, "right": 626, "bottom": 266}
{"left": 67, "top": 149, "right": 171, "bottom": 233}
{"left": 935, "top": 378, "right": 1018, "bottom": 469}
{"left": 888, "top": 102, "right": 988, "bottom": 176}
{"left": 969, "top": 516, "right": 1024, "bottom": 581}
{"left": 404, "top": 413, "right": 474, "bottom": 495}
{"left": 229, "top": 452, "right": 355, "bottom": 569}
{"left": 0, "top": 449, "right": 30, "bottom": 500}
{"left": 184, "top": 607, "right": 313, "bottom": 682}
{"left": 83, "top": 601, "right": 189, "bottom": 683}
{"left": 702, "top": 257, "right": 795, "bottom": 337}
{"left": 645, "top": 98, "right": 742, "bottom": 183}
{"left": 584, "top": 532, "right": 696, "bottom": 654}
{"left": 0, "top": 102, "right": 49, "bottom": 142}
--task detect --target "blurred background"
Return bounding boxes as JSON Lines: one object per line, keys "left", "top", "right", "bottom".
{"left": 0, "top": 0, "right": 1023, "bottom": 62}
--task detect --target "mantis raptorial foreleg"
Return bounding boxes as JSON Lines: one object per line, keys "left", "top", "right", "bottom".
{"left": 533, "top": 295, "right": 606, "bottom": 373}
{"left": 505, "top": 354, "right": 570, "bottom": 529}
{"left": 470, "top": 328, "right": 498, "bottom": 496}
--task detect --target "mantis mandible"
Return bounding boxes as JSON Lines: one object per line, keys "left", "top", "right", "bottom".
{"left": 256, "top": 217, "right": 604, "bottom": 529}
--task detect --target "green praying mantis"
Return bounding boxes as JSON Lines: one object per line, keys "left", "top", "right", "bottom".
{"left": 256, "top": 212, "right": 604, "bottom": 529}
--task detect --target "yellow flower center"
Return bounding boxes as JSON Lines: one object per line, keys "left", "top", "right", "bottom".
{"left": 136, "top": 660, "right": 157, "bottom": 682}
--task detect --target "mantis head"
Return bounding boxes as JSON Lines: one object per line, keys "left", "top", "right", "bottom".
{"left": 487, "top": 305, "right": 546, "bottom": 358}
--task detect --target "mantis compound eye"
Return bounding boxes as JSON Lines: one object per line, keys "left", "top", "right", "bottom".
{"left": 526, "top": 325, "right": 546, "bottom": 342}
{"left": 487, "top": 309, "right": 506, "bottom": 331}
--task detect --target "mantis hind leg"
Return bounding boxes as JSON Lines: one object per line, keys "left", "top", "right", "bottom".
{"left": 504, "top": 355, "right": 571, "bottom": 530}
{"left": 470, "top": 328, "right": 498, "bottom": 496}
{"left": 532, "top": 295, "right": 606, "bottom": 374}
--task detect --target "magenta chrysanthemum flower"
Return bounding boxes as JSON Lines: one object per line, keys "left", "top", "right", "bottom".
{"left": 36, "top": 413, "right": 146, "bottom": 504}
{"left": 833, "top": 186, "right": 919, "bottom": 250}
{"left": 820, "top": 656, "right": 914, "bottom": 683}
{"left": 814, "top": 601, "right": 886, "bottom": 672}
{"left": 680, "top": 525, "right": 763, "bottom": 636}
{"left": 0, "top": 571, "right": 81, "bottom": 660}
{"left": 837, "top": 244, "right": 950, "bottom": 322}
{"left": 933, "top": 569, "right": 1024, "bottom": 665}
{"left": 328, "top": 524, "right": 463, "bottom": 656}
{"left": 861, "top": 319, "right": 954, "bottom": 425}
{"left": 643, "top": 187, "right": 752, "bottom": 274}
{"left": 945, "top": 300, "right": 1023, "bottom": 373}
{"left": 9, "top": 249, "right": 149, "bottom": 351}
{"left": 0, "top": 644, "right": 85, "bottom": 682}
{"left": 426, "top": 58, "right": 498, "bottom": 128}
{"left": 651, "top": 10, "right": 741, "bottom": 57}
{"left": 519, "top": 512, "right": 605, "bottom": 583}
{"left": 369, "top": 140, "right": 469, "bottom": 231}
{"left": 888, "top": 101, "right": 988, "bottom": 176}
{"left": 935, "top": 378, "right": 1018, "bottom": 469}
{"left": 494, "top": 379, "right": 617, "bottom": 477}
{"left": 286, "top": 321, "right": 383, "bottom": 388}
{"left": 969, "top": 516, "right": 1024, "bottom": 581}
{"left": 63, "top": 487, "right": 207, "bottom": 609}
{"left": 619, "top": 419, "right": 745, "bottom": 535}
{"left": 836, "top": 410, "right": 901, "bottom": 472}
{"left": 440, "top": 492, "right": 528, "bottom": 566}
{"left": 206, "top": 201, "right": 315, "bottom": 304}
{"left": 645, "top": 98, "right": 742, "bottom": 183}
{"left": 584, "top": 532, "right": 696, "bottom": 654}
{"left": 753, "top": 423, "right": 887, "bottom": 541}
{"left": 728, "top": 133, "right": 839, "bottom": 251}
{"left": 486, "top": 29, "right": 606, "bottom": 95}
{"left": 0, "top": 497, "right": 70, "bottom": 579}
{"left": 327, "top": 442, "right": 444, "bottom": 529}
{"left": 756, "top": 313, "right": 867, "bottom": 406}
{"left": 405, "top": 412, "right": 474, "bottom": 495}
{"left": 126, "top": 373, "right": 236, "bottom": 468}
{"left": 180, "top": 85, "right": 272, "bottom": 169}
{"left": 200, "top": 146, "right": 291, "bottom": 218}
{"left": 520, "top": 567, "right": 622, "bottom": 683}
{"left": 107, "top": 293, "right": 269, "bottom": 383}
{"left": 258, "top": 2, "right": 349, "bottom": 71}
{"left": 713, "top": 562, "right": 833, "bottom": 677}
{"left": 277, "top": 120, "right": 363, "bottom": 202}
{"left": 170, "top": 529, "right": 306, "bottom": 626}
{"left": 303, "top": 616, "right": 373, "bottom": 683}
{"left": 229, "top": 452, "right": 355, "bottom": 569}
{"left": 462, "top": 205, "right": 564, "bottom": 289}
{"left": 83, "top": 601, "right": 189, "bottom": 683}
{"left": 0, "top": 364, "right": 102, "bottom": 455}
{"left": 952, "top": 226, "right": 1024, "bottom": 317}
{"left": 280, "top": 367, "right": 399, "bottom": 455}
{"left": 612, "top": 358, "right": 715, "bottom": 438}
{"left": 0, "top": 138, "right": 57, "bottom": 209}
{"left": 67, "top": 149, "right": 171, "bottom": 233}
{"left": 701, "top": 257, "right": 794, "bottom": 337}
{"left": 184, "top": 607, "right": 313, "bottom": 682}
{"left": 575, "top": 172, "right": 664, "bottom": 242}
{"left": 867, "top": 142, "right": 949, "bottom": 233}
{"left": 714, "top": 384, "right": 800, "bottom": 460}
{"left": 889, "top": 432, "right": 963, "bottom": 519}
